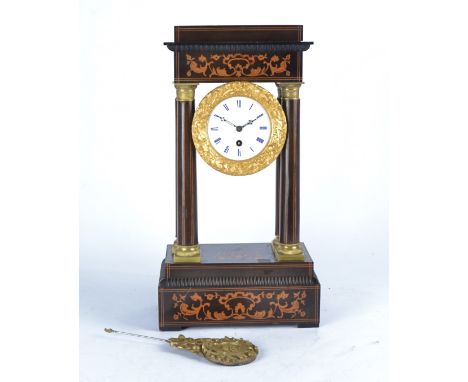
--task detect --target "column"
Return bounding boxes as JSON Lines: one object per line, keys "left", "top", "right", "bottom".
{"left": 173, "top": 83, "right": 200, "bottom": 263}
{"left": 273, "top": 82, "right": 305, "bottom": 262}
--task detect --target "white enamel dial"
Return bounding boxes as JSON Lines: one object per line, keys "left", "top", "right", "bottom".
{"left": 207, "top": 96, "right": 272, "bottom": 161}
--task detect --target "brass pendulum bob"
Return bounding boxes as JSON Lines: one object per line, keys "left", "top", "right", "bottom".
{"left": 104, "top": 328, "right": 259, "bottom": 366}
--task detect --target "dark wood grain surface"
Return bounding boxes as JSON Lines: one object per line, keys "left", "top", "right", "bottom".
{"left": 279, "top": 98, "right": 301, "bottom": 244}
{"left": 174, "top": 25, "right": 303, "bottom": 43}
{"left": 175, "top": 99, "right": 198, "bottom": 246}
{"left": 165, "top": 242, "right": 311, "bottom": 264}
{"left": 163, "top": 242, "right": 314, "bottom": 280}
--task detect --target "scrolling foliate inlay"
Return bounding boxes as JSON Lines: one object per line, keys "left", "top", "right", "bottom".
{"left": 171, "top": 290, "right": 307, "bottom": 321}
{"left": 186, "top": 53, "right": 291, "bottom": 78}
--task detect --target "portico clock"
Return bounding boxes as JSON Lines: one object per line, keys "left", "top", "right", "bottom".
{"left": 192, "top": 81, "right": 287, "bottom": 175}
{"left": 158, "top": 25, "right": 321, "bottom": 331}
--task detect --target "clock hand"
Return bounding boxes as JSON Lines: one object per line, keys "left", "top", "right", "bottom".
{"left": 240, "top": 119, "right": 254, "bottom": 128}
{"left": 240, "top": 114, "right": 263, "bottom": 128}
{"left": 235, "top": 118, "right": 255, "bottom": 132}
{"left": 213, "top": 114, "right": 238, "bottom": 128}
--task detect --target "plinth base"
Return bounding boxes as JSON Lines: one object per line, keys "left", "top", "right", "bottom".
{"left": 158, "top": 243, "right": 320, "bottom": 330}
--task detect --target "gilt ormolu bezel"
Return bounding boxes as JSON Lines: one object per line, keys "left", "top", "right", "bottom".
{"left": 191, "top": 81, "right": 287, "bottom": 176}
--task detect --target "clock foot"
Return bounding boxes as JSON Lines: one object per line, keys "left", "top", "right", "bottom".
{"left": 159, "top": 325, "right": 187, "bottom": 332}
{"left": 297, "top": 322, "right": 319, "bottom": 328}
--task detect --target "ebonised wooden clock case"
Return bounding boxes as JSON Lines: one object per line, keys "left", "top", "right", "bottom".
{"left": 158, "top": 25, "right": 320, "bottom": 330}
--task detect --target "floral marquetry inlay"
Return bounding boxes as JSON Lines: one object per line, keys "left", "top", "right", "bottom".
{"left": 186, "top": 53, "right": 291, "bottom": 78}
{"left": 171, "top": 290, "right": 308, "bottom": 321}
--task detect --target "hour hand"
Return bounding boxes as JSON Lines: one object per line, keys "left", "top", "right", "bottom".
{"left": 240, "top": 116, "right": 260, "bottom": 128}
{"left": 240, "top": 119, "right": 255, "bottom": 128}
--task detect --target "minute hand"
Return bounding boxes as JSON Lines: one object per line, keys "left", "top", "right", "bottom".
{"left": 213, "top": 114, "right": 237, "bottom": 128}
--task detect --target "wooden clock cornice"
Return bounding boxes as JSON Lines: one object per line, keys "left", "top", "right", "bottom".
{"left": 165, "top": 25, "right": 312, "bottom": 83}
{"left": 164, "top": 42, "right": 312, "bottom": 52}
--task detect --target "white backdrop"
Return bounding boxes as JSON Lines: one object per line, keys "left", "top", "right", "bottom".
{"left": 80, "top": 1, "right": 388, "bottom": 381}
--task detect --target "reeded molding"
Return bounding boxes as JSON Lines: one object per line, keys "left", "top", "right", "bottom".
{"left": 165, "top": 42, "right": 313, "bottom": 53}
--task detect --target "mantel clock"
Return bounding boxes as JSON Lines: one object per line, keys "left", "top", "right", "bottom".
{"left": 158, "top": 25, "right": 320, "bottom": 330}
